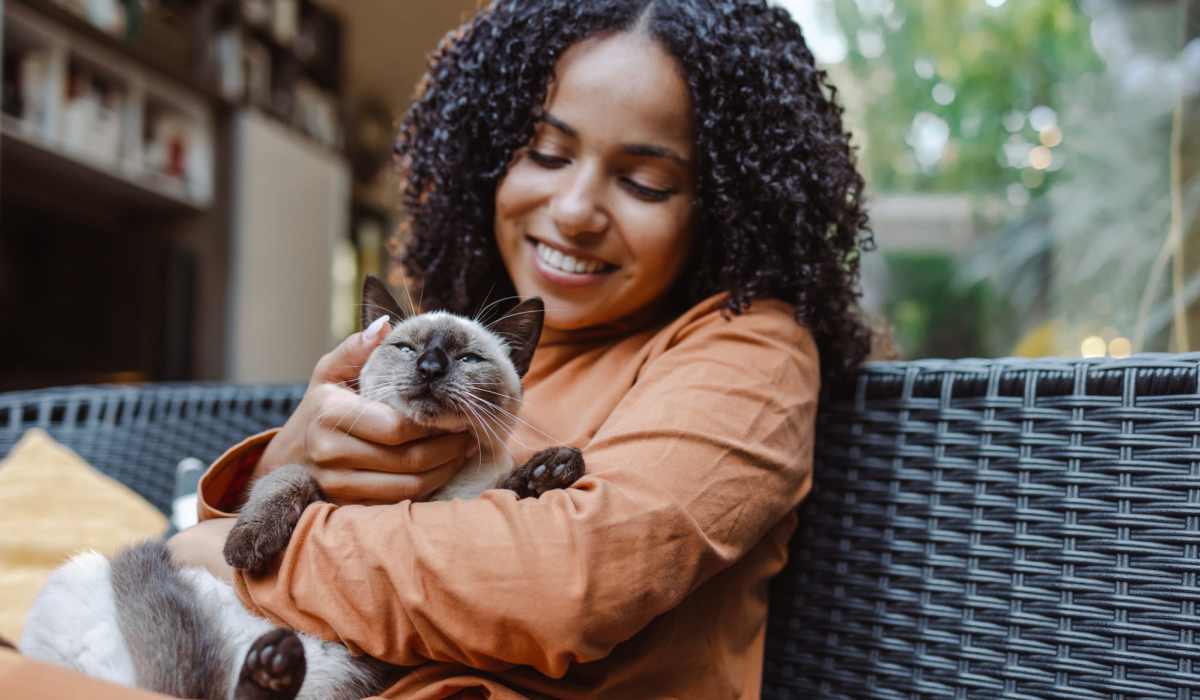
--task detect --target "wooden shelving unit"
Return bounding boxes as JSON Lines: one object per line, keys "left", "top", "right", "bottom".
{"left": 0, "top": 0, "right": 227, "bottom": 391}
{"left": 3, "top": 1, "right": 216, "bottom": 212}
{"left": 0, "top": 0, "right": 351, "bottom": 390}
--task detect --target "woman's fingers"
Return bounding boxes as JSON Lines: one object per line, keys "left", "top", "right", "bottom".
{"left": 310, "top": 385, "right": 440, "bottom": 446}
{"left": 312, "top": 317, "right": 392, "bottom": 384}
{"left": 308, "top": 431, "right": 476, "bottom": 476}
{"left": 316, "top": 459, "right": 465, "bottom": 504}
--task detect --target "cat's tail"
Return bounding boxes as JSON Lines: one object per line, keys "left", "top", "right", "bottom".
{"left": 109, "top": 540, "right": 229, "bottom": 699}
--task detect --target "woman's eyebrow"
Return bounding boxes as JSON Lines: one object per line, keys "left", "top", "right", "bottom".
{"left": 541, "top": 112, "right": 692, "bottom": 168}
{"left": 541, "top": 112, "right": 578, "bottom": 137}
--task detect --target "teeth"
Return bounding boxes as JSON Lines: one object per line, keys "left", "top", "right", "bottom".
{"left": 536, "top": 242, "right": 607, "bottom": 275}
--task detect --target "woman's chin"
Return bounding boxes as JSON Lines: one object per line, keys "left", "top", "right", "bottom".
{"left": 532, "top": 296, "right": 611, "bottom": 331}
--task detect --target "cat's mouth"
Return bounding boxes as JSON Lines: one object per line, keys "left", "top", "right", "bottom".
{"left": 404, "top": 386, "right": 444, "bottom": 404}
{"left": 401, "top": 387, "right": 462, "bottom": 417}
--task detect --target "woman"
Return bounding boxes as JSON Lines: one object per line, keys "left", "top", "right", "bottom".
{"left": 174, "top": 0, "right": 872, "bottom": 697}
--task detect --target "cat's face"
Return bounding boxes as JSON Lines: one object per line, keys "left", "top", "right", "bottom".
{"left": 358, "top": 276, "right": 544, "bottom": 440}
{"left": 361, "top": 312, "right": 523, "bottom": 430}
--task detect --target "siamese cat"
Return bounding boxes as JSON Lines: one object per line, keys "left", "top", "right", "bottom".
{"left": 19, "top": 275, "right": 584, "bottom": 700}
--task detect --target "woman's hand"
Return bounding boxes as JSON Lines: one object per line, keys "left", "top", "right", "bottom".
{"left": 257, "top": 316, "right": 476, "bottom": 505}
{"left": 167, "top": 518, "right": 237, "bottom": 583}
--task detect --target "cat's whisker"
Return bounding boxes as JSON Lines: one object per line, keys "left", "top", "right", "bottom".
{"left": 448, "top": 389, "right": 509, "bottom": 446}
{"left": 455, "top": 391, "right": 540, "bottom": 453}
{"left": 451, "top": 392, "right": 510, "bottom": 460}
{"left": 459, "top": 385, "right": 515, "bottom": 401}
{"left": 484, "top": 308, "right": 546, "bottom": 332}
{"left": 473, "top": 294, "right": 522, "bottom": 327}
{"left": 341, "top": 402, "right": 372, "bottom": 439}
{"left": 457, "top": 389, "right": 564, "bottom": 446}
{"left": 396, "top": 278, "right": 420, "bottom": 317}
{"left": 420, "top": 280, "right": 430, "bottom": 315}
{"left": 446, "top": 395, "right": 486, "bottom": 465}
{"left": 459, "top": 399, "right": 503, "bottom": 465}
{"left": 470, "top": 284, "right": 496, "bottom": 324}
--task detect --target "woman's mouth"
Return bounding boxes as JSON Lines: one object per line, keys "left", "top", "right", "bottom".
{"left": 528, "top": 238, "right": 617, "bottom": 286}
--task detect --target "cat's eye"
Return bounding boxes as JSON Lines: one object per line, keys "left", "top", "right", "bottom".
{"left": 459, "top": 353, "right": 485, "bottom": 364}
{"left": 392, "top": 342, "right": 416, "bottom": 354}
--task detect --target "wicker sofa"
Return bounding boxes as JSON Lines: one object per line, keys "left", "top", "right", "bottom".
{"left": 2, "top": 354, "right": 1199, "bottom": 699}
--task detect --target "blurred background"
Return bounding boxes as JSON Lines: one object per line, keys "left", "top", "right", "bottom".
{"left": 0, "top": 0, "right": 1197, "bottom": 390}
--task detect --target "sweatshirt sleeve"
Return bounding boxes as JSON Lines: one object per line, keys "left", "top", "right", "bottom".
{"left": 196, "top": 429, "right": 279, "bottom": 521}
{"left": 232, "top": 305, "right": 819, "bottom": 677}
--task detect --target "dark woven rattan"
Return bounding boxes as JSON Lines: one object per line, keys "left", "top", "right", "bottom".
{"left": 763, "top": 354, "right": 1200, "bottom": 699}
{"left": 3, "top": 355, "right": 1199, "bottom": 697}
{"left": 0, "top": 383, "right": 305, "bottom": 514}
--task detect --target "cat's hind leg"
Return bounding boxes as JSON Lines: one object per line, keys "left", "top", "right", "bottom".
{"left": 109, "top": 540, "right": 230, "bottom": 699}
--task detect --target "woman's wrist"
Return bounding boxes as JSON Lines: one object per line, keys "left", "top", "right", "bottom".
{"left": 253, "top": 437, "right": 288, "bottom": 481}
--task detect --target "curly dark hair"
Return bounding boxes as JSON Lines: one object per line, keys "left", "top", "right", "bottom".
{"left": 395, "top": 0, "right": 874, "bottom": 386}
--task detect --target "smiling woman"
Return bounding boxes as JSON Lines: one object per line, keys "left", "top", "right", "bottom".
{"left": 400, "top": 0, "right": 872, "bottom": 387}
{"left": 495, "top": 32, "right": 697, "bottom": 331}
{"left": 160, "top": 1, "right": 873, "bottom": 699}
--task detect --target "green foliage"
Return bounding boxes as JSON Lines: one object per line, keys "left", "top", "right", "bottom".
{"left": 881, "top": 251, "right": 990, "bottom": 358}
{"left": 832, "top": 0, "right": 1102, "bottom": 195}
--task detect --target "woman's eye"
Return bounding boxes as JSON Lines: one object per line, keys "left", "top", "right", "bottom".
{"left": 459, "top": 353, "right": 485, "bottom": 364}
{"left": 528, "top": 150, "right": 569, "bottom": 168}
{"left": 392, "top": 342, "right": 416, "bottom": 354}
{"left": 621, "top": 177, "right": 674, "bottom": 202}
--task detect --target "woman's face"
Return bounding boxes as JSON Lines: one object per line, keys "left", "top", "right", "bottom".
{"left": 494, "top": 32, "right": 696, "bottom": 331}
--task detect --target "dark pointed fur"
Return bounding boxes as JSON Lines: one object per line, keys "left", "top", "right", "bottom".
{"left": 225, "top": 464, "right": 324, "bottom": 575}
{"left": 109, "top": 541, "right": 230, "bottom": 699}
{"left": 500, "top": 447, "right": 585, "bottom": 498}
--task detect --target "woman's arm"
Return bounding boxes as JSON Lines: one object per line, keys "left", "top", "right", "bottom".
{"left": 231, "top": 306, "right": 819, "bottom": 677}
{"left": 189, "top": 320, "right": 476, "bottom": 521}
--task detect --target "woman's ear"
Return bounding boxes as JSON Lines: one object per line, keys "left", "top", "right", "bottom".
{"left": 361, "top": 275, "right": 410, "bottom": 331}
{"left": 491, "top": 297, "right": 545, "bottom": 377}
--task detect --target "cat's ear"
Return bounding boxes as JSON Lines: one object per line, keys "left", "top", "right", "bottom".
{"left": 361, "top": 275, "right": 409, "bottom": 331}
{"left": 492, "top": 297, "right": 544, "bottom": 378}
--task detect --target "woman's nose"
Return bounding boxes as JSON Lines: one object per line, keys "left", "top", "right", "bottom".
{"left": 549, "top": 163, "right": 609, "bottom": 241}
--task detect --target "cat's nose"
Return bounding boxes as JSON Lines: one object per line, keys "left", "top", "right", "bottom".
{"left": 416, "top": 348, "right": 449, "bottom": 381}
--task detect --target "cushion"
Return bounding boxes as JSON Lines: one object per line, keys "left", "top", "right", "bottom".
{"left": 0, "top": 429, "right": 167, "bottom": 642}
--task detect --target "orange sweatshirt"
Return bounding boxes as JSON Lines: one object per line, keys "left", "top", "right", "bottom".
{"left": 0, "top": 293, "right": 816, "bottom": 699}
{"left": 201, "top": 294, "right": 820, "bottom": 699}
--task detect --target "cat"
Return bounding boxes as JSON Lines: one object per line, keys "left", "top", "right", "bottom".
{"left": 19, "top": 275, "right": 585, "bottom": 700}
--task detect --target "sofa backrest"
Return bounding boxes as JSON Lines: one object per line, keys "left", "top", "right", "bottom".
{"left": 0, "top": 383, "right": 306, "bottom": 514}
{"left": 763, "top": 355, "right": 1200, "bottom": 699}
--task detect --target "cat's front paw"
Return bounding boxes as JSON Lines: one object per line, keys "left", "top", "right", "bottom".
{"left": 235, "top": 628, "right": 306, "bottom": 700}
{"left": 224, "top": 519, "right": 290, "bottom": 575}
{"left": 501, "top": 446, "right": 584, "bottom": 498}
{"left": 224, "top": 465, "right": 321, "bottom": 574}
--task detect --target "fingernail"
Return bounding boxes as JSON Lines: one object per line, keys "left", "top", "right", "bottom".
{"left": 364, "top": 315, "right": 389, "bottom": 343}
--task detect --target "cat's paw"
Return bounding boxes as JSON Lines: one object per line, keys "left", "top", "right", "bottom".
{"left": 224, "top": 504, "right": 308, "bottom": 574}
{"left": 502, "top": 446, "right": 584, "bottom": 498}
{"left": 224, "top": 466, "right": 320, "bottom": 574}
{"left": 235, "top": 628, "right": 306, "bottom": 700}
{"left": 224, "top": 520, "right": 285, "bottom": 574}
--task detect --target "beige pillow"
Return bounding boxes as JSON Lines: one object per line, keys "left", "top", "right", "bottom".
{"left": 0, "top": 429, "right": 168, "bottom": 641}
